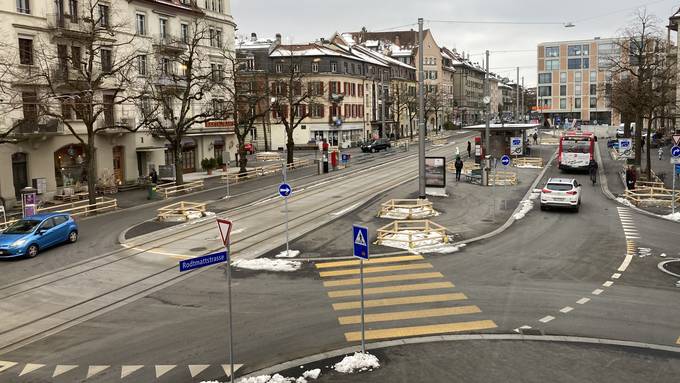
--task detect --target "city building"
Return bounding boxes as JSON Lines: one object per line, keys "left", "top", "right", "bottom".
{"left": 667, "top": 7, "right": 680, "bottom": 131}
{"left": 450, "top": 50, "right": 485, "bottom": 125}
{"left": 0, "top": 0, "right": 236, "bottom": 206}
{"left": 537, "top": 37, "right": 623, "bottom": 126}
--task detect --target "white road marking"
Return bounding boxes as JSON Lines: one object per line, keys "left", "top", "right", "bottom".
{"left": 222, "top": 364, "right": 244, "bottom": 377}
{"left": 53, "top": 365, "right": 78, "bottom": 378}
{"left": 603, "top": 281, "right": 614, "bottom": 287}
{"left": 189, "top": 365, "right": 210, "bottom": 378}
{"left": 539, "top": 315, "right": 555, "bottom": 323}
{"left": 121, "top": 365, "right": 144, "bottom": 379}
{"left": 513, "top": 325, "right": 532, "bottom": 333}
{"left": 19, "top": 363, "right": 45, "bottom": 376}
{"left": 612, "top": 273, "right": 622, "bottom": 279}
{"left": 560, "top": 306, "right": 574, "bottom": 313}
{"left": 592, "top": 289, "right": 604, "bottom": 295}
{"left": 576, "top": 297, "right": 591, "bottom": 305}
{"left": 626, "top": 236, "right": 640, "bottom": 240}
{"left": 0, "top": 360, "right": 18, "bottom": 373}
{"left": 87, "top": 365, "right": 110, "bottom": 379}
{"left": 331, "top": 202, "right": 361, "bottom": 216}
{"left": 155, "top": 365, "right": 176, "bottom": 378}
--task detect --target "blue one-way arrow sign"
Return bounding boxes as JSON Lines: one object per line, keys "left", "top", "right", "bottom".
{"left": 672, "top": 146, "right": 680, "bottom": 158}
{"left": 353, "top": 225, "right": 369, "bottom": 260}
{"left": 279, "top": 183, "right": 292, "bottom": 197}
{"left": 179, "top": 251, "right": 227, "bottom": 272}
{"left": 501, "top": 155, "right": 511, "bottom": 167}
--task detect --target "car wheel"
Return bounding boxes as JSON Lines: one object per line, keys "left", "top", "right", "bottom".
{"left": 68, "top": 231, "right": 78, "bottom": 243}
{"left": 26, "top": 244, "right": 39, "bottom": 258}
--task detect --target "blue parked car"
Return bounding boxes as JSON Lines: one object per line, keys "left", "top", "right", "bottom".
{"left": 0, "top": 213, "right": 78, "bottom": 258}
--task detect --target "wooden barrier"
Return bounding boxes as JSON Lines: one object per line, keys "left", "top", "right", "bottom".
{"left": 490, "top": 171, "right": 518, "bottom": 186}
{"left": 39, "top": 197, "right": 117, "bottom": 217}
{"left": 376, "top": 220, "right": 448, "bottom": 248}
{"left": 624, "top": 186, "right": 680, "bottom": 208}
{"left": 0, "top": 218, "right": 19, "bottom": 231}
{"left": 255, "top": 152, "right": 281, "bottom": 161}
{"left": 157, "top": 201, "right": 207, "bottom": 222}
{"left": 431, "top": 138, "right": 448, "bottom": 146}
{"left": 156, "top": 180, "right": 205, "bottom": 199}
{"left": 513, "top": 157, "right": 544, "bottom": 168}
{"left": 221, "top": 159, "right": 313, "bottom": 184}
{"left": 378, "top": 199, "right": 436, "bottom": 219}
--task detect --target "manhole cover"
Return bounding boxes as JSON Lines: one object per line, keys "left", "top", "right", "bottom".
{"left": 190, "top": 247, "right": 207, "bottom": 252}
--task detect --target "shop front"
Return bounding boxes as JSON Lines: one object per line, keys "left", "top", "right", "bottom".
{"left": 311, "top": 124, "right": 365, "bottom": 148}
{"left": 53, "top": 144, "right": 88, "bottom": 188}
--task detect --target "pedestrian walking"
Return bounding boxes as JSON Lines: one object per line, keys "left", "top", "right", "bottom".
{"left": 658, "top": 146, "right": 664, "bottom": 161}
{"left": 454, "top": 155, "right": 464, "bottom": 182}
{"left": 149, "top": 168, "right": 158, "bottom": 184}
{"left": 467, "top": 141, "right": 472, "bottom": 158}
{"left": 625, "top": 166, "right": 637, "bottom": 190}
{"left": 588, "top": 159, "right": 598, "bottom": 185}
{"left": 533, "top": 132, "right": 538, "bottom": 145}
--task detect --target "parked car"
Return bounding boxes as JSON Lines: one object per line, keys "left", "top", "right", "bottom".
{"left": 244, "top": 143, "right": 255, "bottom": 155}
{"left": 0, "top": 213, "right": 78, "bottom": 258}
{"left": 361, "top": 139, "right": 391, "bottom": 153}
{"left": 616, "top": 123, "right": 636, "bottom": 138}
{"left": 540, "top": 178, "right": 582, "bottom": 212}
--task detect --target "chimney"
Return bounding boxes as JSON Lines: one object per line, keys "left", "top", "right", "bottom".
{"left": 275, "top": 33, "right": 282, "bottom": 45}
{"left": 251, "top": 33, "right": 257, "bottom": 42}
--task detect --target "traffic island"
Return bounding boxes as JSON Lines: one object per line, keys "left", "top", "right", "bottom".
{"left": 377, "top": 199, "right": 439, "bottom": 220}
{"left": 375, "top": 220, "right": 463, "bottom": 254}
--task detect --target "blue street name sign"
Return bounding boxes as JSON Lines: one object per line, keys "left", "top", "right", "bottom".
{"left": 501, "top": 155, "right": 511, "bottom": 167}
{"left": 353, "top": 225, "right": 369, "bottom": 260}
{"left": 279, "top": 183, "right": 292, "bottom": 197}
{"left": 672, "top": 146, "right": 680, "bottom": 158}
{"left": 675, "top": 164, "right": 680, "bottom": 175}
{"left": 179, "top": 251, "right": 227, "bottom": 272}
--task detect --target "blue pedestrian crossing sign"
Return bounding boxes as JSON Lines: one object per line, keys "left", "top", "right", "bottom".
{"left": 278, "top": 183, "right": 292, "bottom": 197}
{"left": 353, "top": 225, "right": 369, "bottom": 260}
{"left": 501, "top": 155, "right": 511, "bottom": 167}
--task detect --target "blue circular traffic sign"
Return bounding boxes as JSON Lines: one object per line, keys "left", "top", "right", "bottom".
{"left": 672, "top": 146, "right": 680, "bottom": 158}
{"left": 278, "top": 183, "right": 292, "bottom": 197}
{"left": 501, "top": 155, "right": 511, "bottom": 166}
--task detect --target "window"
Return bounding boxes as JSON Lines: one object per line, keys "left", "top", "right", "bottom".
{"left": 560, "top": 98, "right": 566, "bottom": 109}
{"left": 309, "top": 104, "right": 324, "bottom": 118}
{"left": 71, "top": 46, "right": 82, "bottom": 70}
{"left": 101, "top": 48, "right": 112, "bottom": 72}
{"left": 275, "top": 63, "right": 282, "bottom": 73}
{"left": 545, "top": 46, "right": 559, "bottom": 57}
{"left": 181, "top": 24, "right": 189, "bottom": 43}
{"left": 574, "top": 97, "right": 581, "bottom": 109}
{"left": 331, "top": 62, "right": 337, "bottom": 73}
{"left": 293, "top": 64, "right": 300, "bottom": 73}
{"left": 308, "top": 81, "right": 323, "bottom": 96}
{"left": 560, "top": 72, "right": 567, "bottom": 83}
{"left": 574, "top": 71, "right": 581, "bottom": 83}
{"left": 590, "top": 97, "right": 597, "bottom": 108}
{"left": 17, "top": 0, "right": 30, "bottom": 14}
{"left": 159, "top": 18, "right": 168, "bottom": 39}
{"left": 211, "top": 63, "right": 223, "bottom": 82}
{"left": 538, "top": 73, "right": 551, "bottom": 84}
{"left": 344, "top": 62, "right": 348, "bottom": 74}
{"left": 568, "top": 45, "right": 582, "bottom": 56}
{"left": 545, "top": 59, "right": 559, "bottom": 70}
{"left": 575, "top": 84, "right": 581, "bottom": 96}
{"left": 582, "top": 44, "right": 589, "bottom": 56}
{"left": 98, "top": 4, "right": 109, "bottom": 27}
{"left": 244, "top": 58, "right": 254, "bottom": 71}
{"left": 138, "top": 55, "right": 147, "bottom": 76}
{"left": 161, "top": 57, "right": 170, "bottom": 75}
{"left": 69, "top": 0, "right": 78, "bottom": 19}
{"left": 589, "top": 84, "right": 597, "bottom": 95}
{"left": 136, "top": 14, "right": 146, "bottom": 36}
{"left": 538, "top": 86, "right": 551, "bottom": 97}
{"left": 311, "top": 62, "right": 318, "bottom": 73}
{"left": 560, "top": 85, "right": 566, "bottom": 96}
{"left": 567, "top": 58, "right": 581, "bottom": 69}
{"left": 18, "top": 38, "right": 33, "bottom": 65}
{"left": 589, "top": 71, "right": 596, "bottom": 83}
{"left": 22, "top": 91, "right": 37, "bottom": 121}
{"left": 582, "top": 58, "right": 589, "bottom": 69}
{"left": 541, "top": 98, "right": 552, "bottom": 108}
{"left": 214, "top": 28, "right": 223, "bottom": 48}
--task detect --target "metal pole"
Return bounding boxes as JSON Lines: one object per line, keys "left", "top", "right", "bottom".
{"left": 673, "top": 165, "right": 676, "bottom": 215}
{"left": 484, "top": 50, "right": 490, "bottom": 162}
{"left": 283, "top": 149, "right": 290, "bottom": 256}
{"left": 521, "top": 76, "right": 525, "bottom": 123}
{"left": 381, "top": 70, "right": 386, "bottom": 139}
{"left": 226, "top": 240, "right": 234, "bottom": 383}
{"left": 492, "top": 159, "right": 496, "bottom": 222}
{"left": 360, "top": 259, "right": 365, "bottom": 353}
{"left": 516, "top": 67, "right": 520, "bottom": 122}
{"left": 418, "top": 18, "right": 426, "bottom": 199}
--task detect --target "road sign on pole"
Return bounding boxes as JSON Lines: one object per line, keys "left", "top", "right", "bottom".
{"left": 278, "top": 183, "right": 292, "bottom": 197}
{"left": 217, "top": 218, "right": 233, "bottom": 246}
{"left": 178, "top": 251, "right": 227, "bottom": 272}
{"left": 672, "top": 135, "right": 680, "bottom": 147}
{"left": 215, "top": 218, "right": 236, "bottom": 383}
{"left": 671, "top": 146, "right": 680, "bottom": 164}
{"left": 352, "top": 224, "right": 369, "bottom": 353}
{"left": 501, "top": 155, "right": 511, "bottom": 167}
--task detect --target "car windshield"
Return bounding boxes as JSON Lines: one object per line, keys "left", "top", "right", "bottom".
{"left": 546, "top": 183, "right": 573, "bottom": 191}
{"left": 3, "top": 219, "right": 41, "bottom": 234}
{"left": 562, "top": 139, "right": 591, "bottom": 153}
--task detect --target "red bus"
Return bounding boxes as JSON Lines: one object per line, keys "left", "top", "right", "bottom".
{"left": 558, "top": 131, "right": 595, "bottom": 171}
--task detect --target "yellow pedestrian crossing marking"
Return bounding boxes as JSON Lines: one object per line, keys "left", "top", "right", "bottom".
{"left": 332, "top": 293, "right": 467, "bottom": 311}
{"left": 338, "top": 305, "right": 482, "bottom": 325}
{"left": 315, "top": 255, "right": 424, "bottom": 269}
{"left": 319, "top": 263, "right": 433, "bottom": 277}
{"left": 328, "top": 282, "right": 455, "bottom": 298}
{"left": 344, "top": 320, "right": 498, "bottom": 341}
{"left": 323, "top": 272, "right": 444, "bottom": 287}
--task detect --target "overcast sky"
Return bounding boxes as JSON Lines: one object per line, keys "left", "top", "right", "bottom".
{"left": 232, "top": 0, "right": 679, "bottom": 87}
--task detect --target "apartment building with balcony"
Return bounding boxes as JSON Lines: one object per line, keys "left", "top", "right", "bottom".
{"left": 0, "top": 0, "right": 235, "bottom": 205}
{"left": 450, "top": 50, "right": 485, "bottom": 125}
{"left": 537, "top": 37, "right": 623, "bottom": 126}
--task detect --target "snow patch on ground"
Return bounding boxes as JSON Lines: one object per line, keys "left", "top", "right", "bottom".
{"left": 235, "top": 371, "right": 315, "bottom": 383}
{"left": 662, "top": 212, "right": 680, "bottom": 222}
{"left": 615, "top": 197, "right": 635, "bottom": 208}
{"left": 302, "top": 369, "right": 321, "bottom": 380}
{"left": 426, "top": 190, "right": 449, "bottom": 197}
{"left": 513, "top": 199, "right": 535, "bottom": 220}
{"left": 515, "top": 164, "right": 543, "bottom": 169}
{"left": 379, "top": 230, "right": 462, "bottom": 254}
{"left": 333, "top": 352, "right": 380, "bottom": 374}
{"left": 276, "top": 250, "right": 301, "bottom": 258}
{"left": 380, "top": 207, "right": 440, "bottom": 220}
{"left": 233, "top": 258, "right": 301, "bottom": 272}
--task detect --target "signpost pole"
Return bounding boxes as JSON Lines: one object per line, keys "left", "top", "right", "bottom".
{"left": 673, "top": 167, "right": 676, "bottom": 215}
{"left": 492, "top": 158, "right": 496, "bottom": 222}
{"left": 360, "top": 258, "right": 365, "bottom": 353}
{"left": 283, "top": 149, "right": 290, "bottom": 256}
{"left": 352, "top": 225, "right": 369, "bottom": 354}
{"left": 226, "top": 239, "right": 234, "bottom": 383}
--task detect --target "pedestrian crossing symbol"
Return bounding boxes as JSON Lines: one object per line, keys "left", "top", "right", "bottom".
{"left": 352, "top": 225, "right": 369, "bottom": 260}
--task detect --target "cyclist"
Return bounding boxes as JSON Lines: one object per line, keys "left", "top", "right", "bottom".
{"left": 588, "top": 159, "right": 598, "bottom": 185}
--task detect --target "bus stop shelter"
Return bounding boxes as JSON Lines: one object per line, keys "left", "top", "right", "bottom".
{"left": 466, "top": 123, "right": 540, "bottom": 159}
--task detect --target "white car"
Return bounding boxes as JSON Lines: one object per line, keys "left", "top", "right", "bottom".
{"left": 540, "top": 178, "right": 582, "bottom": 212}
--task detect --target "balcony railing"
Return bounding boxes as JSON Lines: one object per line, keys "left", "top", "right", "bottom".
{"left": 153, "top": 34, "right": 187, "bottom": 52}
{"left": 11, "top": 117, "right": 63, "bottom": 135}
{"left": 46, "top": 13, "right": 91, "bottom": 35}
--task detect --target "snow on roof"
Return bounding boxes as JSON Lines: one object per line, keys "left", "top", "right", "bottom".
{"left": 353, "top": 45, "right": 413, "bottom": 69}
{"left": 235, "top": 37, "right": 276, "bottom": 50}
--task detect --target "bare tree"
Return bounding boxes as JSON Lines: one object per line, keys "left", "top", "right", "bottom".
{"left": 137, "top": 18, "right": 223, "bottom": 184}
{"left": 390, "top": 82, "right": 412, "bottom": 139}
{"left": 222, "top": 50, "right": 270, "bottom": 174}
{"left": 425, "top": 86, "right": 445, "bottom": 134}
{"left": 0, "top": 0, "right": 141, "bottom": 204}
